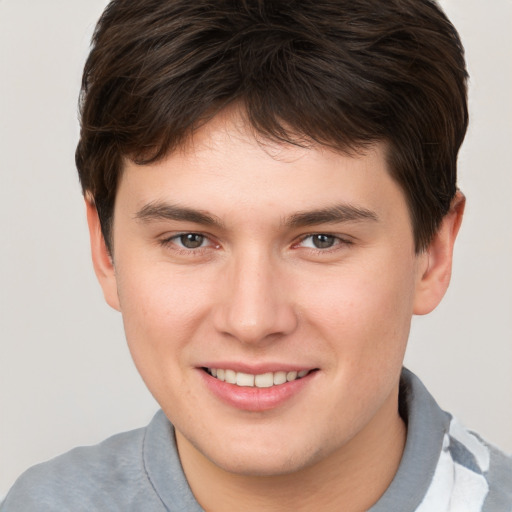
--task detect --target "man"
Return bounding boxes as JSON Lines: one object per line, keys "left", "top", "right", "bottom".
{"left": 2, "top": 0, "right": 511, "bottom": 510}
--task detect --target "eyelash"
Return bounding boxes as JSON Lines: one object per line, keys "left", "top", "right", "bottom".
{"left": 158, "top": 232, "right": 352, "bottom": 256}
{"left": 159, "top": 232, "right": 218, "bottom": 255}
{"left": 293, "top": 233, "right": 353, "bottom": 253}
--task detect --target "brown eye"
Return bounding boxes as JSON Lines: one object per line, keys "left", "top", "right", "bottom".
{"left": 179, "top": 233, "right": 205, "bottom": 249}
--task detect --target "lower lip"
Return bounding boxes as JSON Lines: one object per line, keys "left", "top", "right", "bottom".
{"left": 200, "top": 370, "right": 316, "bottom": 412}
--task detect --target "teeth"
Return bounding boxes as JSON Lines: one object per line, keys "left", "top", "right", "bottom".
{"left": 207, "top": 368, "right": 311, "bottom": 387}
{"left": 225, "top": 369, "right": 236, "bottom": 384}
{"left": 273, "top": 371, "right": 287, "bottom": 385}
{"left": 286, "top": 371, "right": 297, "bottom": 381}
{"left": 255, "top": 372, "right": 274, "bottom": 388}
{"left": 236, "top": 372, "right": 255, "bottom": 387}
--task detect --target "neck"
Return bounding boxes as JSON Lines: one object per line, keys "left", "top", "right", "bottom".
{"left": 176, "top": 388, "right": 406, "bottom": 512}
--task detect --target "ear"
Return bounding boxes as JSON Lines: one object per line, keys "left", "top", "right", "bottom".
{"left": 85, "top": 197, "right": 121, "bottom": 311}
{"left": 413, "top": 191, "right": 465, "bottom": 315}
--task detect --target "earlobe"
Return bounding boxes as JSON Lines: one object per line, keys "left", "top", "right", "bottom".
{"left": 413, "top": 191, "right": 465, "bottom": 315}
{"left": 85, "top": 197, "right": 121, "bottom": 311}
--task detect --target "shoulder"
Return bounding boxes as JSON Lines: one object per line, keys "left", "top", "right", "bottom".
{"left": 448, "top": 418, "right": 512, "bottom": 509}
{"left": 485, "top": 444, "right": 512, "bottom": 509}
{"left": 0, "top": 413, "right": 168, "bottom": 512}
{"left": 390, "top": 370, "right": 512, "bottom": 512}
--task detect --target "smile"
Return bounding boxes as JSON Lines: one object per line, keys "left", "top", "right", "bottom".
{"left": 205, "top": 368, "right": 311, "bottom": 388}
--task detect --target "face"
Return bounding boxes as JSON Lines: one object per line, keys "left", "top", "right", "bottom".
{"left": 90, "top": 110, "right": 443, "bottom": 477}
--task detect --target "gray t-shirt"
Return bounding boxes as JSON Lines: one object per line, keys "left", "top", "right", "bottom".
{"left": 2, "top": 369, "right": 511, "bottom": 511}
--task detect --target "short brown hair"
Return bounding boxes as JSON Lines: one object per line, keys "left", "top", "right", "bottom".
{"left": 76, "top": 0, "right": 468, "bottom": 253}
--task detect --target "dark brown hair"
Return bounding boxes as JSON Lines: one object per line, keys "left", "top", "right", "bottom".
{"left": 76, "top": 0, "right": 468, "bottom": 253}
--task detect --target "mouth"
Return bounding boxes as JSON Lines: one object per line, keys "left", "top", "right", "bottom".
{"left": 203, "top": 367, "right": 314, "bottom": 388}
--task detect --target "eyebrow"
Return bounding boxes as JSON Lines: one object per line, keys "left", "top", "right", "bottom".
{"left": 135, "top": 202, "right": 225, "bottom": 228}
{"left": 134, "top": 201, "right": 378, "bottom": 229}
{"left": 285, "top": 204, "right": 378, "bottom": 228}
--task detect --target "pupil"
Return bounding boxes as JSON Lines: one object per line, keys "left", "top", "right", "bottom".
{"left": 180, "top": 233, "right": 204, "bottom": 249}
{"left": 313, "top": 234, "right": 334, "bottom": 249}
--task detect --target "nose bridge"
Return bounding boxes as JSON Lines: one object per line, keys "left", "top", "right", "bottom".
{"left": 214, "top": 245, "right": 297, "bottom": 344}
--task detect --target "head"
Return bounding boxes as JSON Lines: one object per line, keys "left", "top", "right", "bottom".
{"left": 78, "top": 0, "right": 468, "bottom": 481}
{"left": 76, "top": 0, "right": 468, "bottom": 255}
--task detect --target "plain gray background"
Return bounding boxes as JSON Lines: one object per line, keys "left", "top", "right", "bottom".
{"left": 1, "top": 0, "right": 511, "bottom": 496}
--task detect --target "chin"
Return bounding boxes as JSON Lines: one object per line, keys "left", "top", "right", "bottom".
{"left": 212, "top": 451, "right": 316, "bottom": 478}
{"left": 195, "top": 432, "right": 329, "bottom": 478}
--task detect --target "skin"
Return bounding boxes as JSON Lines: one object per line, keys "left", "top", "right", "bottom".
{"left": 87, "top": 108, "right": 464, "bottom": 511}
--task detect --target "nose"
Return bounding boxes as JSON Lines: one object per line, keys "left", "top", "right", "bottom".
{"left": 212, "top": 250, "right": 298, "bottom": 345}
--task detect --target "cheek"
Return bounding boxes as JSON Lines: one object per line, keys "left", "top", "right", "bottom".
{"left": 115, "top": 263, "right": 213, "bottom": 367}
{"left": 298, "top": 254, "right": 416, "bottom": 363}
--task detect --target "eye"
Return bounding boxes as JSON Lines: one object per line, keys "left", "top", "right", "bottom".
{"left": 176, "top": 233, "right": 207, "bottom": 249}
{"left": 161, "top": 232, "right": 215, "bottom": 251}
{"left": 299, "top": 234, "right": 339, "bottom": 249}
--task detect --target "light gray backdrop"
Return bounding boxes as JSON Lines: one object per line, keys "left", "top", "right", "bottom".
{"left": 1, "top": 0, "right": 511, "bottom": 496}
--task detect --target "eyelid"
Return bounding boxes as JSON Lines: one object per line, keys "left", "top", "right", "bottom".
{"left": 293, "top": 233, "right": 354, "bottom": 251}
{"left": 160, "top": 231, "right": 219, "bottom": 251}
{"left": 158, "top": 230, "right": 353, "bottom": 254}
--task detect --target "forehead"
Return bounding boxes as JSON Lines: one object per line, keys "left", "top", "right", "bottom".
{"left": 177, "top": 106, "right": 376, "bottom": 166}
{"left": 116, "top": 108, "right": 407, "bottom": 231}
